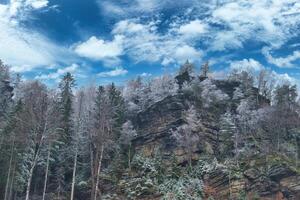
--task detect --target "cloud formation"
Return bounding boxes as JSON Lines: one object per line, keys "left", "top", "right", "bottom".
{"left": 97, "top": 67, "right": 128, "bottom": 77}
{"left": 35, "top": 63, "right": 79, "bottom": 81}
{"left": 0, "top": 0, "right": 299, "bottom": 85}
{"left": 263, "top": 48, "right": 300, "bottom": 68}
{"left": 0, "top": 0, "right": 74, "bottom": 72}
{"left": 74, "top": 35, "right": 124, "bottom": 62}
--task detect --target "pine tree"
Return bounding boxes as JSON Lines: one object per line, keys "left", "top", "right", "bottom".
{"left": 56, "top": 72, "right": 75, "bottom": 199}
{"left": 59, "top": 72, "right": 75, "bottom": 145}
{"left": 107, "top": 83, "right": 125, "bottom": 140}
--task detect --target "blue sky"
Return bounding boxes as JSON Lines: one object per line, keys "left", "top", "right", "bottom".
{"left": 0, "top": 0, "right": 299, "bottom": 87}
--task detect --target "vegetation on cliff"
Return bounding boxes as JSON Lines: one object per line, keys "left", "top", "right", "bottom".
{"left": 0, "top": 60, "right": 299, "bottom": 199}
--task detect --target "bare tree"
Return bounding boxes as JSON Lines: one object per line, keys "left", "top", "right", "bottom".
{"left": 90, "top": 86, "right": 114, "bottom": 200}
{"left": 70, "top": 90, "right": 85, "bottom": 200}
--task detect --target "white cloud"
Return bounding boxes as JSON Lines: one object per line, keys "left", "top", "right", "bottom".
{"left": 0, "top": 0, "right": 74, "bottom": 72}
{"left": 140, "top": 72, "right": 152, "bottom": 77}
{"left": 112, "top": 20, "right": 145, "bottom": 34}
{"left": 111, "top": 19, "right": 204, "bottom": 65}
{"left": 209, "top": 31, "right": 243, "bottom": 51}
{"left": 97, "top": 67, "right": 128, "bottom": 77}
{"left": 27, "top": 0, "right": 49, "bottom": 9}
{"left": 80, "top": 0, "right": 300, "bottom": 69}
{"left": 98, "top": 0, "right": 168, "bottom": 18}
{"left": 174, "top": 45, "right": 202, "bottom": 63}
{"left": 84, "top": 0, "right": 300, "bottom": 70}
{"left": 4, "top": 0, "right": 49, "bottom": 19}
{"left": 210, "top": 0, "right": 300, "bottom": 50}
{"left": 229, "top": 58, "right": 264, "bottom": 72}
{"left": 35, "top": 63, "right": 79, "bottom": 80}
{"left": 262, "top": 47, "right": 300, "bottom": 68}
{"left": 178, "top": 20, "right": 207, "bottom": 36}
{"left": 74, "top": 35, "right": 124, "bottom": 62}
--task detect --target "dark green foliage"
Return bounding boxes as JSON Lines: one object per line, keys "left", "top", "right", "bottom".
{"left": 58, "top": 72, "right": 75, "bottom": 144}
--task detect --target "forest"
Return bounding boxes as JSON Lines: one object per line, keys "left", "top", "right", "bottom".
{"left": 0, "top": 60, "right": 300, "bottom": 200}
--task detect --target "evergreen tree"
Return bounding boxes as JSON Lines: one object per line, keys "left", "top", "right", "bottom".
{"left": 59, "top": 72, "right": 76, "bottom": 144}
{"left": 107, "top": 83, "right": 125, "bottom": 140}
{"left": 56, "top": 72, "right": 75, "bottom": 199}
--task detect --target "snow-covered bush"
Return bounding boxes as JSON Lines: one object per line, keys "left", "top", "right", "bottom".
{"left": 159, "top": 176, "right": 203, "bottom": 200}
{"left": 118, "top": 153, "right": 163, "bottom": 199}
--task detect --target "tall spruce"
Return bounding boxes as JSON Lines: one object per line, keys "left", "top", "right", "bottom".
{"left": 56, "top": 72, "right": 75, "bottom": 199}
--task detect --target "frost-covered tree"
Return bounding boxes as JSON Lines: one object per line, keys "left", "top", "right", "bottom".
{"left": 149, "top": 75, "right": 178, "bottom": 102}
{"left": 200, "top": 61, "right": 209, "bottom": 79}
{"left": 12, "top": 81, "right": 50, "bottom": 200}
{"left": 172, "top": 106, "right": 200, "bottom": 167}
{"left": 176, "top": 60, "right": 195, "bottom": 89}
{"left": 0, "top": 60, "right": 13, "bottom": 128}
{"left": 56, "top": 72, "right": 76, "bottom": 199}
{"left": 200, "top": 79, "right": 229, "bottom": 109}
{"left": 123, "top": 76, "right": 146, "bottom": 112}
{"left": 107, "top": 83, "right": 126, "bottom": 139}
{"left": 1, "top": 100, "right": 23, "bottom": 200}
{"left": 274, "top": 84, "right": 297, "bottom": 108}
{"left": 70, "top": 90, "right": 85, "bottom": 200}
{"left": 90, "top": 86, "right": 115, "bottom": 200}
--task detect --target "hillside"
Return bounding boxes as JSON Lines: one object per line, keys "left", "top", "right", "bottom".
{"left": 113, "top": 78, "right": 300, "bottom": 200}
{"left": 0, "top": 61, "right": 299, "bottom": 200}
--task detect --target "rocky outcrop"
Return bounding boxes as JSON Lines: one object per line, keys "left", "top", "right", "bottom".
{"left": 202, "top": 161, "right": 300, "bottom": 200}
{"left": 129, "top": 80, "right": 297, "bottom": 199}
{"left": 132, "top": 94, "right": 188, "bottom": 158}
{"left": 132, "top": 94, "right": 219, "bottom": 164}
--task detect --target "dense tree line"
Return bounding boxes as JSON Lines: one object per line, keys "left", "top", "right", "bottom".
{"left": 0, "top": 60, "right": 299, "bottom": 199}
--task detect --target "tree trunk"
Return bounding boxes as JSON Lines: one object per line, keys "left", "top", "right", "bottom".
{"left": 296, "top": 137, "right": 299, "bottom": 168}
{"left": 42, "top": 144, "right": 51, "bottom": 200}
{"left": 25, "top": 137, "right": 44, "bottom": 200}
{"left": 25, "top": 164, "right": 35, "bottom": 200}
{"left": 234, "top": 130, "right": 239, "bottom": 167}
{"left": 70, "top": 144, "right": 78, "bottom": 200}
{"left": 128, "top": 144, "right": 131, "bottom": 172}
{"left": 94, "top": 146, "right": 104, "bottom": 200}
{"left": 90, "top": 144, "right": 95, "bottom": 200}
{"left": 8, "top": 159, "right": 16, "bottom": 200}
{"left": 4, "top": 135, "right": 15, "bottom": 200}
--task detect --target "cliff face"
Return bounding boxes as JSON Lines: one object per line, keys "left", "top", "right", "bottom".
{"left": 203, "top": 161, "right": 300, "bottom": 200}
{"left": 130, "top": 80, "right": 300, "bottom": 200}
{"left": 132, "top": 93, "right": 219, "bottom": 165}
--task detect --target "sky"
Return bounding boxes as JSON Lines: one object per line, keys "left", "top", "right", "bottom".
{"left": 0, "top": 0, "right": 300, "bottom": 87}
